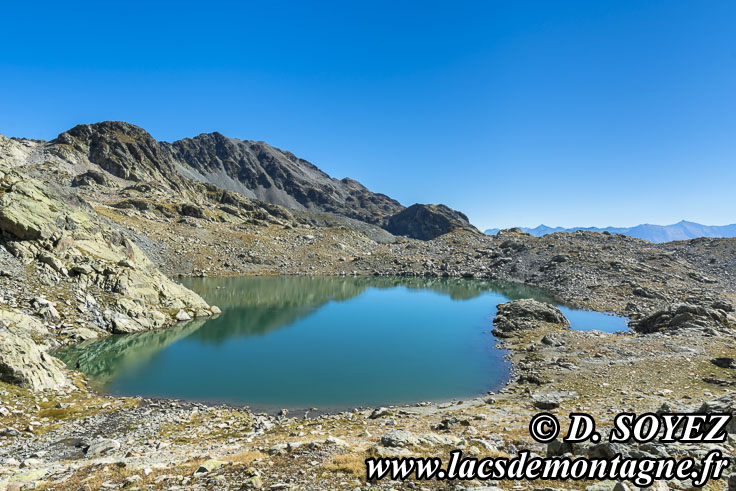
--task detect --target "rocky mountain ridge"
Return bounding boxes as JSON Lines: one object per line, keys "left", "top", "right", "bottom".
{"left": 46, "top": 121, "right": 477, "bottom": 239}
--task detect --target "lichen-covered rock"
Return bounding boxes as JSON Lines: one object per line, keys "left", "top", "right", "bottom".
{"left": 0, "top": 166, "right": 211, "bottom": 336}
{"left": 0, "top": 310, "right": 69, "bottom": 390}
{"left": 0, "top": 176, "right": 93, "bottom": 240}
{"left": 493, "top": 298, "right": 569, "bottom": 336}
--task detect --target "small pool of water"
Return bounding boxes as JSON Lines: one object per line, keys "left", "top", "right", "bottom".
{"left": 57, "top": 276, "right": 627, "bottom": 410}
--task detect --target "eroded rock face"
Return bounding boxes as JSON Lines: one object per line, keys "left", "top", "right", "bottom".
{"left": 25, "top": 122, "right": 489, "bottom": 241}
{"left": 383, "top": 203, "right": 480, "bottom": 240}
{"left": 631, "top": 304, "right": 736, "bottom": 334}
{"left": 492, "top": 298, "right": 569, "bottom": 336}
{"left": 0, "top": 310, "right": 69, "bottom": 390}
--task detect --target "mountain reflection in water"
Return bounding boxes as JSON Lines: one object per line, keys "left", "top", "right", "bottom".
{"left": 56, "top": 276, "right": 623, "bottom": 409}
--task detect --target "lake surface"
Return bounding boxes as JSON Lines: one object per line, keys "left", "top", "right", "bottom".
{"left": 57, "top": 276, "right": 627, "bottom": 410}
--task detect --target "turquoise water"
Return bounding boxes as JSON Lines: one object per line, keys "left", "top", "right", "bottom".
{"left": 57, "top": 276, "right": 627, "bottom": 410}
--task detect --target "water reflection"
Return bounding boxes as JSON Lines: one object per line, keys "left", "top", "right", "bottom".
{"left": 55, "top": 276, "right": 623, "bottom": 409}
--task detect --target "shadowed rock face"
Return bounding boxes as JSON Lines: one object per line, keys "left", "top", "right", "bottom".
{"left": 383, "top": 204, "right": 480, "bottom": 240}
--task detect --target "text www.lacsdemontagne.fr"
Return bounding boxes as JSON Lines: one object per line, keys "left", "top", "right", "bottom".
{"left": 365, "top": 450, "right": 729, "bottom": 487}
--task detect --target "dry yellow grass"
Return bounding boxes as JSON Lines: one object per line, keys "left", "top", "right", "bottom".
{"left": 321, "top": 453, "right": 367, "bottom": 478}
{"left": 226, "top": 449, "right": 267, "bottom": 464}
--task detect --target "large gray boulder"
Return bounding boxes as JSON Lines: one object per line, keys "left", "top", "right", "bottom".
{"left": 493, "top": 299, "right": 569, "bottom": 336}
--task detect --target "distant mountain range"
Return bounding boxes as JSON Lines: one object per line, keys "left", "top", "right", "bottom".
{"left": 484, "top": 220, "right": 736, "bottom": 243}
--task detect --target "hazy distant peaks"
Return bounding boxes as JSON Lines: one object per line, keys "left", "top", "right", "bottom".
{"left": 484, "top": 221, "right": 736, "bottom": 243}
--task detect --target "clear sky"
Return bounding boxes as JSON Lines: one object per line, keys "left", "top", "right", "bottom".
{"left": 2, "top": 1, "right": 735, "bottom": 230}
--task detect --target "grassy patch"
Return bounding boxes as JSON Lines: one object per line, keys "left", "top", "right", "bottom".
{"left": 321, "top": 453, "right": 366, "bottom": 478}
{"left": 227, "top": 449, "right": 267, "bottom": 464}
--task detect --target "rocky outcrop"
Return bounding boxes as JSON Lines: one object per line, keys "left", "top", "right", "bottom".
{"left": 0, "top": 309, "right": 69, "bottom": 390}
{"left": 492, "top": 299, "right": 569, "bottom": 336}
{"left": 383, "top": 203, "right": 480, "bottom": 240}
{"left": 698, "top": 392, "right": 736, "bottom": 434}
{"left": 631, "top": 303, "right": 736, "bottom": 335}
{"left": 71, "top": 170, "right": 109, "bottom": 187}
{"left": 0, "top": 164, "right": 215, "bottom": 340}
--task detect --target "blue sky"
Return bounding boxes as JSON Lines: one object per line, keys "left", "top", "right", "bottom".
{"left": 1, "top": 1, "right": 735, "bottom": 230}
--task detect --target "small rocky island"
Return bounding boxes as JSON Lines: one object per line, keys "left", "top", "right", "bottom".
{"left": 1, "top": 122, "right": 735, "bottom": 490}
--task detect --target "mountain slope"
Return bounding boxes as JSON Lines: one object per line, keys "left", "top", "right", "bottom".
{"left": 485, "top": 220, "right": 736, "bottom": 243}
{"left": 168, "top": 131, "right": 402, "bottom": 224}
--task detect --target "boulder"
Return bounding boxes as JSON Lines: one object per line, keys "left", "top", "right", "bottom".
{"left": 531, "top": 390, "right": 577, "bottom": 410}
{"left": 194, "top": 459, "right": 225, "bottom": 474}
{"left": 70, "top": 264, "right": 94, "bottom": 275}
{"left": 380, "top": 429, "right": 462, "bottom": 448}
{"left": 37, "top": 252, "right": 65, "bottom": 273}
{"left": 71, "top": 170, "right": 109, "bottom": 187}
{"left": 493, "top": 299, "right": 569, "bottom": 336}
{"left": 369, "top": 407, "right": 392, "bottom": 419}
{"left": 110, "top": 312, "right": 149, "bottom": 334}
{"left": 711, "top": 357, "right": 736, "bottom": 369}
{"left": 86, "top": 438, "right": 121, "bottom": 457}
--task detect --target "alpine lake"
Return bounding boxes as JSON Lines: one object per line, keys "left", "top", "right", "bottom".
{"left": 57, "top": 276, "right": 628, "bottom": 411}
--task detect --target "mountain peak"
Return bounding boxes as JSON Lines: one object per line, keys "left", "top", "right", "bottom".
{"left": 52, "top": 121, "right": 177, "bottom": 183}
{"left": 55, "top": 121, "right": 154, "bottom": 143}
{"left": 384, "top": 203, "right": 478, "bottom": 240}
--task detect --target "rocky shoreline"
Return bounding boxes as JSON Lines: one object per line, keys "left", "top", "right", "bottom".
{"left": 3, "top": 291, "right": 736, "bottom": 490}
